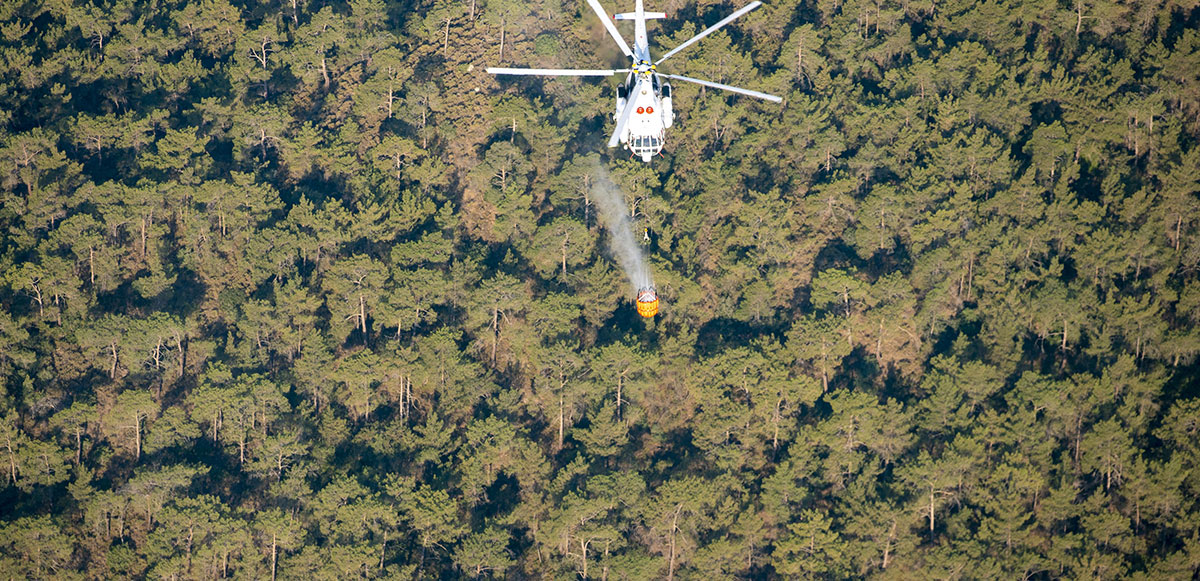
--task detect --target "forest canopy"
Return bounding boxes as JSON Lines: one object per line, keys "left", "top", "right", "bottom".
{"left": 1, "top": 0, "right": 1200, "bottom": 578}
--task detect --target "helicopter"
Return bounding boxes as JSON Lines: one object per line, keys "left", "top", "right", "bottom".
{"left": 487, "top": 0, "right": 782, "bottom": 162}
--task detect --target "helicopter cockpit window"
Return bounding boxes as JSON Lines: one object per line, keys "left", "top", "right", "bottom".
{"left": 631, "top": 136, "right": 662, "bottom": 153}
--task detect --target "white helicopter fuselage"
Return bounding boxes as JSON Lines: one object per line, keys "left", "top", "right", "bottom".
{"left": 616, "top": 75, "right": 672, "bottom": 162}
{"left": 613, "top": 0, "right": 673, "bottom": 162}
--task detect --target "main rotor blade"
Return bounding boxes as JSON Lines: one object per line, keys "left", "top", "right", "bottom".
{"left": 661, "top": 73, "right": 782, "bottom": 102}
{"left": 655, "top": 1, "right": 762, "bottom": 65}
{"left": 488, "top": 67, "right": 629, "bottom": 76}
{"left": 584, "top": 0, "right": 634, "bottom": 58}
{"left": 607, "top": 81, "right": 641, "bottom": 147}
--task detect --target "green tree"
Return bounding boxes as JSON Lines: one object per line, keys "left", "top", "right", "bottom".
{"left": 531, "top": 341, "right": 590, "bottom": 449}
{"left": 523, "top": 217, "right": 592, "bottom": 279}
{"left": 142, "top": 406, "right": 200, "bottom": 455}
{"left": 102, "top": 390, "right": 159, "bottom": 461}
{"left": 2, "top": 412, "right": 70, "bottom": 492}
{"left": 0, "top": 127, "right": 83, "bottom": 233}
{"left": 379, "top": 267, "right": 447, "bottom": 335}
{"left": 0, "top": 516, "right": 77, "bottom": 579}
{"left": 392, "top": 479, "right": 466, "bottom": 550}
{"left": 354, "top": 47, "right": 412, "bottom": 129}
{"left": 638, "top": 476, "right": 730, "bottom": 580}
{"left": 253, "top": 508, "right": 305, "bottom": 581}
{"left": 470, "top": 141, "right": 534, "bottom": 243}
{"left": 455, "top": 417, "right": 548, "bottom": 504}
{"left": 49, "top": 401, "right": 96, "bottom": 465}
{"left": 232, "top": 19, "right": 284, "bottom": 97}
{"left": 322, "top": 254, "right": 387, "bottom": 342}
{"left": 285, "top": 7, "right": 346, "bottom": 90}
{"left": 455, "top": 526, "right": 514, "bottom": 578}
{"left": 787, "top": 314, "right": 852, "bottom": 392}
{"left": 773, "top": 509, "right": 847, "bottom": 578}
{"left": 466, "top": 273, "right": 527, "bottom": 366}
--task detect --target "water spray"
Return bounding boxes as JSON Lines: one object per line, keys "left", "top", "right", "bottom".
{"left": 592, "top": 167, "right": 658, "bottom": 317}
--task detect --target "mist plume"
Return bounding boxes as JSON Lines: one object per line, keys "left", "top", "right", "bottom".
{"left": 592, "top": 167, "right": 653, "bottom": 292}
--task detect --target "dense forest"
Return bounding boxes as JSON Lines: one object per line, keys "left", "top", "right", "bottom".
{"left": 2, "top": 0, "right": 1200, "bottom": 577}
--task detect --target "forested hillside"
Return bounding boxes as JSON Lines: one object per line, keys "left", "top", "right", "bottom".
{"left": 2, "top": 0, "right": 1200, "bottom": 577}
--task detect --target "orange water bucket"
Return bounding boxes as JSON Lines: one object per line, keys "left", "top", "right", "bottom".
{"left": 636, "top": 287, "right": 659, "bottom": 318}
